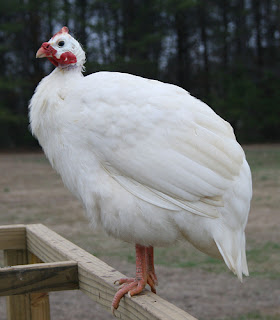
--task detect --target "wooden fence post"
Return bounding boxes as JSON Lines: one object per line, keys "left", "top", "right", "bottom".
{"left": 1, "top": 224, "right": 198, "bottom": 320}
{"left": 28, "top": 252, "right": 51, "bottom": 320}
{"left": 4, "top": 249, "right": 31, "bottom": 320}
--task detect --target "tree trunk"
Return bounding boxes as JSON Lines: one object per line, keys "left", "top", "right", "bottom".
{"left": 175, "top": 11, "right": 190, "bottom": 88}
{"left": 234, "top": 0, "right": 247, "bottom": 65}
{"left": 75, "top": 0, "right": 87, "bottom": 47}
{"left": 221, "top": 0, "right": 229, "bottom": 69}
{"left": 199, "top": 3, "right": 210, "bottom": 97}
{"left": 63, "top": 0, "right": 70, "bottom": 27}
{"left": 121, "top": 0, "right": 136, "bottom": 59}
{"left": 47, "top": 0, "right": 53, "bottom": 37}
{"left": 252, "top": 0, "right": 263, "bottom": 72}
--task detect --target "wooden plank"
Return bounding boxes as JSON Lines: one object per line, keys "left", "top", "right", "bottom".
{"left": 28, "top": 252, "right": 51, "bottom": 320}
{"left": 30, "top": 293, "right": 50, "bottom": 320}
{"left": 0, "top": 225, "right": 26, "bottom": 250}
{"left": 26, "top": 224, "right": 197, "bottom": 320}
{"left": 0, "top": 260, "right": 79, "bottom": 296}
{"left": 4, "top": 249, "right": 31, "bottom": 320}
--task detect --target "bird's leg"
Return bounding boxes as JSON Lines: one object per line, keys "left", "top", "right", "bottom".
{"left": 146, "top": 246, "right": 158, "bottom": 293}
{"left": 112, "top": 244, "right": 148, "bottom": 311}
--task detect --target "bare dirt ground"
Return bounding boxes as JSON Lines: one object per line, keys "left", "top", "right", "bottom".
{"left": 0, "top": 146, "right": 279, "bottom": 320}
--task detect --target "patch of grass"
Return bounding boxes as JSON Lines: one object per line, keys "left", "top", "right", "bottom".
{"left": 245, "top": 147, "right": 280, "bottom": 184}
{"left": 18, "top": 154, "right": 48, "bottom": 164}
{"left": 260, "top": 175, "right": 269, "bottom": 181}
{"left": 56, "top": 227, "right": 280, "bottom": 280}
{"left": 247, "top": 242, "right": 280, "bottom": 279}
{"left": 244, "top": 146, "right": 280, "bottom": 212}
{"left": 152, "top": 244, "right": 227, "bottom": 274}
{"left": 245, "top": 147, "right": 280, "bottom": 171}
{"left": 221, "top": 312, "right": 280, "bottom": 320}
{"left": 139, "top": 241, "right": 280, "bottom": 279}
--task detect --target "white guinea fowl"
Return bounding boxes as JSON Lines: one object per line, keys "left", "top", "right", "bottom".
{"left": 29, "top": 27, "right": 252, "bottom": 311}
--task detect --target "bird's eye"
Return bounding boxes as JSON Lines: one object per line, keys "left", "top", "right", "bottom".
{"left": 58, "top": 40, "right": 65, "bottom": 47}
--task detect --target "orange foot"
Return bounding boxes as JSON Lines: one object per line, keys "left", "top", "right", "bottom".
{"left": 112, "top": 245, "right": 157, "bottom": 313}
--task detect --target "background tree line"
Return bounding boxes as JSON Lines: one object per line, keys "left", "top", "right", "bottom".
{"left": 1, "top": 0, "right": 280, "bottom": 148}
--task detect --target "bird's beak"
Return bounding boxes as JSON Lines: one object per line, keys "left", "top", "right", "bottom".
{"left": 36, "top": 42, "right": 56, "bottom": 58}
{"left": 36, "top": 47, "right": 47, "bottom": 58}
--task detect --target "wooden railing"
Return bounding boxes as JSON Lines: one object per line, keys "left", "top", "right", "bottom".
{"left": 0, "top": 224, "right": 197, "bottom": 320}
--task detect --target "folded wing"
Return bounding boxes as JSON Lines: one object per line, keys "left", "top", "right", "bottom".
{"left": 82, "top": 72, "right": 245, "bottom": 218}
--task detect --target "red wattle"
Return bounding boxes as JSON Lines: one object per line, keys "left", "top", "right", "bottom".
{"left": 59, "top": 52, "right": 77, "bottom": 64}
{"left": 47, "top": 52, "right": 77, "bottom": 67}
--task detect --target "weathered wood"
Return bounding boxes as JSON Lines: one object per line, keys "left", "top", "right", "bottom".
{"left": 4, "top": 249, "right": 31, "bottom": 320}
{"left": 0, "top": 225, "right": 26, "bottom": 250}
{"left": 30, "top": 292, "right": 50, "bottom": 320}
{"left": 28, "top": 252, "right": 51, "bottom": 320}
{"left": 26, "top": 224, "right": 198, "bottom": 320}
{"left": 0, "top": 260, "right": 79, "bottom": 296}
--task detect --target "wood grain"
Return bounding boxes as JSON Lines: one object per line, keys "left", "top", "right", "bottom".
{"left": 28, "top": 252, "right": 51, "bottom": 320}
{"left": 26, "top": 224, "right": 197, "bottom": 320}
{"left": 0, "top": 225, "right": 26, "bottom": 250}
{"left": 4, "top": 249, "right": 31, "bottom": 320}
{"left": 0, "top": 260, "right": 79, "bottom": 296}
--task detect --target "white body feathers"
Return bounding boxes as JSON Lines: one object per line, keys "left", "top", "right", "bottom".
{"left": 29, "top": 68, "right": 252, "bottom": 281}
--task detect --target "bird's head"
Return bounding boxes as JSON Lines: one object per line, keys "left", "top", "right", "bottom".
{"left": 36, "top": 27, "right": 86, "bottom": 69}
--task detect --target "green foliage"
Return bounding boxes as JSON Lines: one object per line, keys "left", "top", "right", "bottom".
{"left": 1, "top": 0, "right": 280, "bottom": 147}
{"left": 0, "top": 106, "right": 35, "bottom": 148}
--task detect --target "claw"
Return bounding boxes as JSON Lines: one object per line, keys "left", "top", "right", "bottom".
{"left": 147, "top": 275, "right": 157, "bottom": 293}
{"left": 111, "top": 245, "right": 158, "bottom": 312}
{"left": 149, "top": 271, "right": 158, "bottom": 286}
{"left": 111, "top": 306, "right": 117, "bottom": 317}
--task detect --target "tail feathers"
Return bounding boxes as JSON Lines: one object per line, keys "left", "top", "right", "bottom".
{"left": 215, "top": 232, "right": 249, "bottom": 282}
{"left": 241, "top": 234, "right": 249, "bottom": 276}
